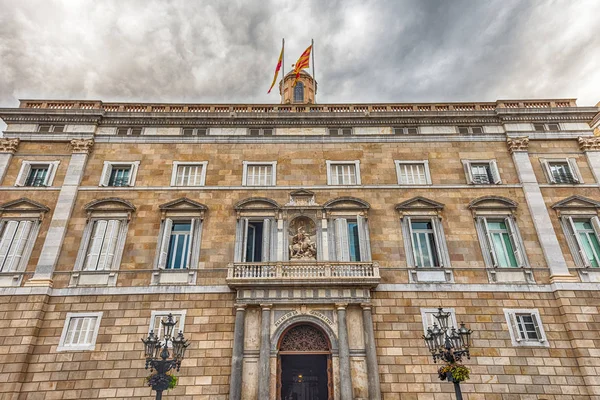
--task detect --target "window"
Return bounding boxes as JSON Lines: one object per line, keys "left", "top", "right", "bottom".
{"left": 326, "top": 160, "right": 361, "bottom": 185}
{"left": 331, "top": 217, "right": 370, "bottom": 262}
{"left": 182, "top": 127, "right": 207, "bottom": 136}
{"left": 503, "top": 309, "right": 548, "bottom": 347}
{"left": 533, "top": 123, "right": 560, "bottom": 132}
{"left": 394, "top": 127, "right": 419, "bottom": 135}
{"left": 82, "top": 219, "right": 127, "bottom": 272}
{"left": 462, "top": 160, "right": 501, "bottom": 185}
{"left": 395, "top": 160, "right": 431, "bottom": 185}
{"left": 242, "top": 161, "right": 277, "bottom": 186}
{"left": 57, "top": 312, "right": 103, "bottom": 351}
{"left": 541, "top": 158, "right": 582, "bottom": 184}
{"left": 149, "top": 311, "right": 186, "bottom": 341}
{"left": 171, "top": 162, "right": 207, "bottom": 186}
{"left": 561, "top": 216, "right": 600, "bottom": 268}
{"left": 15, "top": 161, "right": 60, "bottom": 187}
{"left": 328, "top": 128, "right": 353, "bottom": 136}
{"left": 458, "top": 126, "right": 484, "bottom": 134}
{"left": 420, "top": 308, "right": 458, "bottom": 333}
{"left": 158, "top": 220, "right": 195, "bottom": 269}
{"left": 38, "top": 124, "right": 65, "bottom": 133}
{"left": 477, "top": 218, "right": 525, "bottom": 268}
{"left": 245, "top": 221, "right": 264, "bottom": 262}
{"left": 99, "top": 161, "right": 140, "bottom": 187}
{"left": 116, "top": 127, "right": 143, "bottom": 136}
{"left": 402, "top": 217, "right": 449, "bottom": 268}
{"left": 236, "top": 218, "right": 277, "bottom": 262}
{"left": 294, "top": 82, "right": 304, "bottom": 103}
{"left": 0, "top": 220, "right": 37, "bottom": 272}
{"left": 248, "top": 128, "right": 273, "bottom": 136}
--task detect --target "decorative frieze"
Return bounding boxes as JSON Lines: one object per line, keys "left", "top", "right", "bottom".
{"left": 578, "top": 136, "right": 600, "bottom": 152}
{"left": 0, "top": 138, "right": 19, "bottom": 154}
{"left": 507, "top": 136, "right": 529, "bottom": 153}
{"left": 70, "top": 138, "right": 94, "bottom": 154}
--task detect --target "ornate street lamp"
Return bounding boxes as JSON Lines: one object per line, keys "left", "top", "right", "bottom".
{"left": 142, "top": 314, "right": 191, "bottom": 400}
{"left": 422, "top": 308, "right": 473, "bottom": 400}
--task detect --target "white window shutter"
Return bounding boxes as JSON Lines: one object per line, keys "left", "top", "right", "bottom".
{"left": 5, "top": 221, "right": 33, "bottom": 272}
{"left": 512, "top": 313, "right": 522, "bottom": 342}
{"left": 185, "top": 219, "right": 195, "bottom": 269}
{"left": 401, "top": 217, "right": 415, "bottom": 268}
{"left": 462, "top": 161, "right": 474, "bottom": 184}
{"left": 423, "top": 160, "right": 432, "bottom": 184}
{"left": 157, "top": 219, "right": 173, "bottom": 269}
{"left": 567, "top": 158, "right": 582, "bottom": 183}
{"left": 99, "top": 163, "right": 111, "bottom": 186}
{"left": 490, "top": 160, "right": 502, "bottom": 184}
{"left": 128, "top": 162, "right": 140, "bottom": 186}
{"left": 541, "top": 160, "right": 555, "bottom": 183}
{"left": 261, "top": 218, "right": 271, "bottom": 262}
{"left": 505, "top": 217, "right": 525, "bottom": 267}
{"left": 234, "top": 219, "right": 245, "bottom": 262}
{"left": 241, "top": 218, "right": 249, "bottom": 262}
{"left": 531, "top": 314, "right": 543, "bottom": 342}
{"left": 334, "top": 218, "right": 350, "bottom": 262}
{"left": 591, "top": 217, "right": 600, "bottom": 242}
{"left": 431, "top": 218, "right": 444, "bottom": 267}
{"left": 45, "top": 161, "right": 59, "bottom": 186}
{"left": 0, "top": 221, "right": 19, "bottom": 271}
{"left": 84, "top": 220, "right": 108, "bottom": 271}
{"left": 97, "top": 220, "right": 121, "bottom": 271}
{"left": 15, "top": 162, "right": 31, "bottom": 187}
{"left": 566, "top": 216, "right": 591, "bottom": 267}
{"left": 357, "top": 215, "right": 371, "bottom": 261}
{"left": 481, "top": 217, "right": 499, "bottom": 267}
{"left": 406, "top": 216, "right": 420, "bottom": 267}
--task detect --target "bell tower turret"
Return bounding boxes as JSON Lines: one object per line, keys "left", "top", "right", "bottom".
{"left": 279, "top": 70, "right": 317, "bottom": 104}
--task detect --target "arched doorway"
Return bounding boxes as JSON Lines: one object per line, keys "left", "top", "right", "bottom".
{"left": 277, "top": 323, "right": 333, "bottom": 400}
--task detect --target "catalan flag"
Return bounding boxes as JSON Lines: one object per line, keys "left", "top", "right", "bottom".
{"left": 267, "top": 42, "right": 284, "bottom": 94}
{"left": 292, "top": 44, "right": 312, "bottom": 86}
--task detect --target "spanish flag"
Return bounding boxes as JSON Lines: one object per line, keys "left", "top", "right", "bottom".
{"left": 267, "top": 43, "right": 284, "bottom": 94}
{"left": 292, "top": 44, "right": 312, "bottom": 86}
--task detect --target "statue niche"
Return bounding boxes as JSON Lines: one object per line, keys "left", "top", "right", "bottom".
{"left": 288, "top": 216, "right": 317, "bottom": 260}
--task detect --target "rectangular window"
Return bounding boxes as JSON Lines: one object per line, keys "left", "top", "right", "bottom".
{"left": 243, "top": 162, "right": 276, "bottom": 186}
{"left": 420, "top": 308, "right": 458, "bottom": 332}
{"left": 515, "top": 314, "right": 541, "bottom": 341}
{"left": 172, "top": 162, "right": 206, "bottom": 186}
{"left": 463, "top": 160, "right": 501, "bottom": 185}
{"left": 332, "top": 216, "right": 371, "bottom": 262}
{"left": 0, "top": 220, "right": 34, "bottom": 272}
{"left": 458, "top": 126, "right": 483, "bottom": 134}
{"left": 57, "top": 312, "right": 102, "bottom": 351}
{"left": 166, "top": 222, "right": 192, "bottom": 269}
{"left": 534, "top": 123, "right": 560, "bottom": 132}
{"left": 235, "top": 218, "right": 275, "bottom": 263}
{"left": 477, "top": 217, "right": 526, "bottom": 268}
{"left": 328, "top": 128, "right": 353, "bottom": 136}
{"left": 564, "top": 217, "right": 600, "bottom": 267}
{"left": 25, "top": 166, "right": 49, "bottom": 187}
{"left": 541, "top": 158, "right": 581, "bottom": 184}
{"left": 116, "top": 127, "right": 143, "bottom": 136}
{"left": 395, "top": 161, "right": 431, "bottom": 185}
{"left": 248, "top": 128, "right": 273, "bottom": 136}
{"left": 99, "top": 161, "right": 139, "bottom": 187}
{"left": 15, "top": 161, "right": 59, "bottom": 187}
{"left": 157, "top": 218, "right": 202, "bottom": 271}
{"left": 347, "top": 221, "right": 361, "bottom": 262}
{"left": 486, "top": 220, "right": 518, "bottom": 267}
{"left": 394, "top": 127, "right": 419, "bottom": 135}
{"left": 503, "top": 309, "right": 547, "bottom": 347}
{"left": 245, "top": 221, "right": 263, "bottom": 262}
{"left": 549, "top": 162, "right": 575, "bottom": 183}
{"left": 149, "top": 311, "right": 186, "bottom": 341}
{"left": 410, "top": 221, "right": 440, "bottom": 267}
{"left": 182, "top": 127, "right": 207, "bottom": 136}
{"left": 83, "top": 220, "right": 122, "bottom": 271}
{"left": 38, "top": 124, "right": 65, "bottom": 133}
{"left": 108, "top": 167, "right": 131, "bottom": 187}
{"left": 327, "top": 161, "right": 361, "bottom": 185}
{"left": 471, "top": 164, "right": 493, "bottom": 184}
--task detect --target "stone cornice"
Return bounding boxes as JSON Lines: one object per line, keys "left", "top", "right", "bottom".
{"left": 70, "top": 138, "right": 94, "bottom": 154}
{"left": 0, "top": 138, "right": 19, "bottom": 154}
{"left": 578, "top": 136, "right": 600, "bottom": 152}
{"left": 507, "top": 136, "right": 529, "bottom": 153}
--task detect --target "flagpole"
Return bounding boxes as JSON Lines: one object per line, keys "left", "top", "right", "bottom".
{"left": 311, "top": 38, "right": 316, "bottom": 104}
{"left": 281, "top": 38, "right": 285, "bottom": 97}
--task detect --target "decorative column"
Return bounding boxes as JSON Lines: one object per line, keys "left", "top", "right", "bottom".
{"left": 507, "top": 137, "right": 574, "bottom": 281}
{"left": 361, "top": 304, "right": 381, "bottom": 400}
{"left": 229, "top": 304, "right": 247, "bottom": 400}
{"left": 578, "top": 137, "right": 600, "bottom": 184}
{"left": 26, "top": 139, "right": 94, "bottom": 287}
{"left": 258, "top": 304, "right": 272, "bottom": 399}
{"left": 0, "top": 138, "right": 19, "bottom": 184}
{"left": 336, "top": 303, "right": 353, "bottom": 400}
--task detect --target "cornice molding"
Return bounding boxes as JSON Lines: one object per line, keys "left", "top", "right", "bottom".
{"left": 578, "top": 136, "right": 600, "bottom": 152}
{"left": 70, "top": 138, "right": 94, "bottom": 154}
{"left": 0, "top": 138, "right": 19, "bottom": 154}
{"left": 507, "top": 136, "right": 529, "bottom": 153}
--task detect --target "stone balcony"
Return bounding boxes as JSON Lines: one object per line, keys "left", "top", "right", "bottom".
{"left": 226, "top": 261, "right": 380, "bottom": 288}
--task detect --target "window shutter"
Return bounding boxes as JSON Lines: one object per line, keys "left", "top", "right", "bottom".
{"left": 15, "top": 163, "right": 31, "bottom": 187}
{"left": 45, "top": 162, "right": 57, "bottom": 186}
{"left": 99, "top": 163, "right": 111, "bottom": 187}
{"left": 0, "top": 221, "right": 19, "bottom": 271}
{"left": 234, "top": 218, "right": 245, "bottom": 262}
{"left": 357, "top": 215, "right": 371, "bottom": 262}
{"left": 490, "top": 160, "right": 502, "bottom": 184}
{"left": 567, "top": 158, "right": 582, "bottom": 183}
{"left": 531, "top": 314, "right": 543, "bottom": 342}
{"left": 84, "top": 220, "right": 108, "bottom": 271}
{"left": 481, "top": 218, "right": 499, "bottom": 267}
{"left": 241, "top": 218, "right": 249, "bottom": 262}
{"left": 591, "top": 217, "right": 600, "bottom": 242}
{"left": 431, "top": 218, "right": 444, "bottom": 267}
{"left": 566, "top": 216, "right": 591, "bottom": 267}
{"left": 184, "top": 219, "right": 195, "bottom": 269}
{"left": 157, "top": 219, "right": 173, "bottom": 269}
{"left": 512, "top": 313, "right": 522, "bottom": 342}
{"left": 5, "top": 221, "right": 33, "bottom": 272}
{"left": 406, "top": 217, "right": 421, "bottom": 267}
{"left": 261, "top": 218, "right": 271, "bottom": 262}
{"left": 97, "top": 220, "right": 121, "bottom": 271}
{"left": 505, "top": 217, "right": 525, "bottom": 267}
{"left": 334, "top": 218, "right": 350, "bottom": 262}
{"left": 541, "top": 160, "right": 555, "bottom": 183}
{"left": 462, "top": 161, "right": 474, "bottom": 184}
{"left": 401, "top": 217, "right": 415, "bottom": 268}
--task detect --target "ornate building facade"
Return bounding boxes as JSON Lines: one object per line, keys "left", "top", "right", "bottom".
{"left": 0, "top": 73, "right": 600, "bottom": 400}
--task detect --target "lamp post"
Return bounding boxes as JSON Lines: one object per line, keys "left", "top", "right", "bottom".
{"left": 422, "top": 308, "right": 473, "bottom": 400}
{"left": 142, "top": 313, "right": 191, "bottom": 400}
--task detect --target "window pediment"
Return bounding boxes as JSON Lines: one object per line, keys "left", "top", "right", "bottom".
{"left": 551, "top": 195, "right": 600, "bottom": 216}
{"left": 84, "top": 198, "right": 136, "bottom": 220}
{"left": 0, "top": 197, "right": 50, "bottom": 219}
{"left": 323, "top": 197, "right": 370, "bottom": 210}
{"left": 159, "top": 198, "right": 207, "bottom": 219}
{"left": 468, "top": 196, "right": 517, "bottom": 216}
{"left": 395, "top": 197, "right": 443, "bottom": 217}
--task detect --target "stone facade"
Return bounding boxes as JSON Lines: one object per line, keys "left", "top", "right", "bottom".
{"left": 1, "top": 83, "right": 600, "bottom": 400}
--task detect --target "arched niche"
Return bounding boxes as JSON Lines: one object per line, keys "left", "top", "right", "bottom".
{"left": 271, "top": 315, "right": 338, "bottom": 354}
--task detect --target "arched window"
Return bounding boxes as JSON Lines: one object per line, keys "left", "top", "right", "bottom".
{"left": 294, "top": 82, "right": 304, "bottom": 103}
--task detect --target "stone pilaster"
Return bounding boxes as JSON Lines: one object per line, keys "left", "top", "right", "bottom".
{"left": 578, "top": 136, "right": 600, "bottom": 184}
{"left": 336, "top": 303, "right": 353, "bottom": 400}
{"left": 0, "top": 138, "right": 19, "bottom": 185}
{"left": 229, "top": 304, "right": 247, "bottom": 400}
{"left": 258, "top": 304, "right": 271, "bottom": 400}
{"left": 25, "top": 139, "right": 94, "bottom": 287}
{"left": 361, "top": 304, "right": 381, "bottom": 400}
{"left": 507, "top": 137, "right": 575, "bottom": 282}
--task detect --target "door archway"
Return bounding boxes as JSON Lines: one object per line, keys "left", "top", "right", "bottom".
{"left": 277, "top": 323, "right": 333, "bottom": 400}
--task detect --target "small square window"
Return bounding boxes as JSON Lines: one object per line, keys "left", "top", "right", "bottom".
{"left": 149, "top": 311, "right": 186, "bottom": 342}
{"left": 57, "top": 312, "right": 103, "bottom": 351}
{"left": 463, "top": 160, "right": 501, "bottom": 185}
{"left": 182, "top": 127, "right": 207, "bottom": 136}
{"left": 242, "top": 162, "right": 277, "bottom": 186}
{"left": 541, "top": 158, "right": 581, "bottom": 184}
{"left": 326, "top": 161, "right": 361, "bottom": 185}
{"left": 458, "top": 126, "right": 483, "bottom": 134}
{"left": 108, "top": 167, "right": 131, "bottom": 186}
{"left": 503, "top": 309, "right": 548, "bottom": 347}
{"left": 171, "top": 162, "right": 207, "bottom": 186}
{"left": 248, "top": 128, "right": 273, "bottom": 136}
{"left": 15, "top": 161, "right": 59, "bottom": 187}
{"left": 420, "top": 308, "right": 458, "bottom": 333}
{"left": 395, "top": 161, "right": 431, "bottom": 185}
{"left": 100, "top": 161, "right": 140, "bottom": 187}
{"left": 328, "top": 127, "right": 352, "bottom": 136}
{"left": 116, "top": 127, "right": 143, "bottom": 136}
{"left": 394, "top": 127, "right": 419, "bottom": 135}
{"left": 38, "top": 124, "right": 65, "bottom": 133}
{"left": 533, "top": 123, "right": 561, "bottom": 132}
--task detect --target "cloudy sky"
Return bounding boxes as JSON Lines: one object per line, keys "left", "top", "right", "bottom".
{"left": 0, "top": 0, "right": 599, "bottom": 124}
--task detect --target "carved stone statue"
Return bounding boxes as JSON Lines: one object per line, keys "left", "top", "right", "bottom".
{"left": 289, "top": 221, "right": 317, "bottom": 260}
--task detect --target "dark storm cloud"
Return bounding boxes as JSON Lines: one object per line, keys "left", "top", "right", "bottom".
{"left": 0, "top": 0, "right": 598, "bottom": 125}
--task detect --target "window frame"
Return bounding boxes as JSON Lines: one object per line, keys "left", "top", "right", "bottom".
{"left": 170, "top": 161, "right": 208, "bottom": 187}
{"left": 462, "top": 159, "right": 501, "bottom": 185}
{"left": 181, "top": 127, "right": 207, "bottom": 136}
{"left": 560, "top": 215, "right": 600, "bottom": 268}
{"left": 326, "top": 160, "right": 361, "bottom": 186}
{"left": 115, "top": 127, "right": 143, "bottom": 136}
{"left": 476, "top": 216, "right": 527, "bottom": 269}
{"left": 0, "top": 218, "right": 41, "bottom": 274}
{"left": 458, "top": 126, "right": 484, "bottom": 134}
{"left": 247, "top": 128, "right": 274, "bottom": 136}
{"left": 15, "top": 161, "right": 60, "bottom": 187}
{"left": 37, "top": 124, "right": 65, "bottom": 133}
{"left": 420, "top": 308, "right": 458, "bottom": 333}
{"left": 393, "top": 126, "right": 419, "bottom": 135}
{"left": 533, "top": 123, "right": 561, "bottom": 132}
{"left": 402, "top": 216, "right": 450, "bottom": 268}
{"left": 327, "top": 127, "right": 353, "bottom": 136}
{"left": 503, "top": 308, "right": 548, "bottom": 347}
{"left": 242, "top": 161, "right": 277, "bottom": 187}
{"left": 57, "top": 312, "right": 103, "bottom": 352}
{"left": 99, "top": 161, "right": 140, "bottom": 187}
{"left": 395, "top": 160, "right": 432, "bottom": 185}
{"left": 540, "top": 158, "right": 583, "bottom": 184}
{"left": 149, "top": 310, "right": 187, "bottom": 344}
